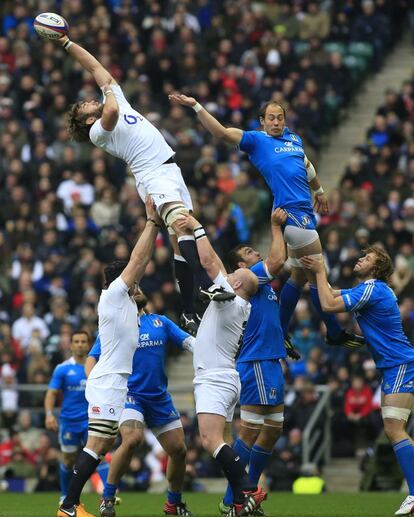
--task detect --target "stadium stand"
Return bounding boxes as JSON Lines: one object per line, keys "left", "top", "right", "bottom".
{"left": 0, "top": 0, "right": 412, "bottom": 494}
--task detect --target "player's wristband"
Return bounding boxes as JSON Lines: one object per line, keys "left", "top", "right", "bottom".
{"left": 46, "top": 410, "right": 53, "bottom": 417}
{"left": 194, "top": 226, "right": 206, "bottom": 240}
{"left": 314, "top": 186, "right": 324, "bottom": 196}
{"left": 62, "top": 39, "right": 73, "bottom": 51}
{"left": 147, "top": 218, "right": 160, "bottom": 228}
{"left": 192, "top": 102, "right": 203, "bottom": 113}
{"left": 103, "top": 90, "right": 114, "bottom": 96}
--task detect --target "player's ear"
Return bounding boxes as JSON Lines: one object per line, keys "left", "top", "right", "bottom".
{"left": 259, "top": 116, "right": 264, "bottom": 125}
{"left": 86, "top": 116, "right": 97, "bottom": 125}
{"left": 233, "top": 279, "right": 242, "bottom": 290}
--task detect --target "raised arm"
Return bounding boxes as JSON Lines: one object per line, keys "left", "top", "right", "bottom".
{"left": 177, "top": 215, "right": 226, "bottom": 281}
{"left": 120, "top": 197, "right": 162, "bottom": 289}
{"left": 304, "top": 155, "right": 328, "bottom": 215}
{"left": 265, "top": 208, "right": 287, "bottom": 277}
{"left": 169, "top": 93, "right": 243, "bottom": 145}
{"left": 301, "top": 256, "right": 345, "bottom": 312}
{"left": 58, "top": 35, "right": 116, "bottom": 88}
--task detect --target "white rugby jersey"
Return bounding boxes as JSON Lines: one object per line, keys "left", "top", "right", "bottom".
{"left": 193, "top": 272, "right": 251, "bottom": 373}
{"left": 89, "top": 276, "right": 139, "bottom": 379}
{"left": 89, "top": 85, "right": 174, "bottom": 178}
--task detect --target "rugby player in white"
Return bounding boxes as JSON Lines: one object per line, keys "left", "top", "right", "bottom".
{"left": 177, "top": 215, "right": 267, "bottom": 516}
{"left": 51, "top": 34, "right": 233, "bottom": 336}
{"left": 58, "top": 197, "right": 161, "bottom": 517}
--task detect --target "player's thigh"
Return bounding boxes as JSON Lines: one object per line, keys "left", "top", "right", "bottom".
{"left": 197, "top": 413, "right": 227, "bottom": 445}
{"left": 157, "top": 426, "right": 187, "bottom": 458}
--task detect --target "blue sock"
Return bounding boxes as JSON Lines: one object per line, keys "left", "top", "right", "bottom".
{"left": 223, "top": 438, "right": 252, "bottom": 505}
{"left": 103, "top": 482, "right": 117, "bottom": 499}
{"left": 393, "top": 438, "right": 414, "bottom": 494}
{"left": 167, "top": 490, "right": 182, "bottom": 505}
{"left": 97, "top": 461, "right": 109, "bottom": 485}
{"left": 59, "top": 463, "right": 73, "bottom": 498}
{"left": 309, "top": 284, "right": 342, "bottom": 338}
{"left": 279, "top": 280, "right": 303, "bottom": 336}
{"left": 249, "top": 444, "right": 272, "bottom": 486}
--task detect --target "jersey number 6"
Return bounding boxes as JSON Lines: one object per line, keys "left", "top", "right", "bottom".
{"left": 124, "top": 114, "right": 142, "bottom": 125}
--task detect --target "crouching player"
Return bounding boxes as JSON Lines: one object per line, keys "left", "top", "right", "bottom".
{"left": 86, "top": 287, "right": 195, "bottom": 517}
{"left": 302, "top": 246, "right": 414, "bottom": 516}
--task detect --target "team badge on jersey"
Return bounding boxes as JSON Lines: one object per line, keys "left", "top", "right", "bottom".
{"left": 153, "top": 318, "right": 163, "bottom": 327}
{"left": 301, "top": 215, "right": 311, "bottom": 226}
{"left": 269, "top": 388, "right": 277, "bottom": 399}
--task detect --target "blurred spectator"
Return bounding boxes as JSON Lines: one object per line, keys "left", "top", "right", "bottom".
{"left": 11, "top": 303, "right": 49, "bottom": 350}
{"left": 0, "top": 364, "right": 18, "bottom": 430}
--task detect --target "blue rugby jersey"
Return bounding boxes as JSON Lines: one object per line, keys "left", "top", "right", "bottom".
{"left": 239, "top": 127, "right": 312, "bottom": 211}
{"left": 341, "top": 279, "right": 414, "bottom": 368}
{"left": 48, "top": 357, "right": 88, "bottom": 421}
{"left": 89, "top": 313, "right": 190, "bottom": 398}
{"left": 237, "top": 261, "right": 286, "bottom": 363}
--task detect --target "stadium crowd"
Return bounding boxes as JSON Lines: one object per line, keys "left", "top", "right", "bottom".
{"left": 0, "top": 0, "right": 413, "bottom": 494}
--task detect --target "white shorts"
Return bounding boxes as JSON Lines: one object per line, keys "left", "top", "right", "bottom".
{"left": 86, "top": 373, "right": 128, "bottom": 421}
{"left": 137, "top": 163, "right": 193, "bottom": 212}
{"left": 193, "top": 370, "right": 241, "bottom": 423}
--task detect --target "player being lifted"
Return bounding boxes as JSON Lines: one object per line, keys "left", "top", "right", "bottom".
{"left": 44, "top": 331, "right": 108, "bottom": 509}
{"left": 169, "top": 93, "right": 364, "bottom": 349}
{"left": 48, "top": 34, "right": 233, "bottom": 334}
{"left": 302, "top": 247, "right": 414, "bottom": 516}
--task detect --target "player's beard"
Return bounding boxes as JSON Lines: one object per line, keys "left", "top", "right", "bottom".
{"left": 135, "top": 293, "right": 148, "bottom": 310}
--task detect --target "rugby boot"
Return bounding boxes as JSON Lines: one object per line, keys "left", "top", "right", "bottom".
{"left": 326, "top": 330, "right": 365, "bottom": 350}
{"left": 163, "top": 501, "right": 193, "bottom": 515}
{"left": 99, "top": 497, "right": 115, "bottom": 517}
{"left": 58, "top": 504, "right": 96, "bottom": 517}
{"left": 199, "top": 285, "right": 236, "bottom": 303}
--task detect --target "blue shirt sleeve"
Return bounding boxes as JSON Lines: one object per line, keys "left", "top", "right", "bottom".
{"left": 250, "top": 261, "right": 273, "bottom": 285}
{"left": 88, "top": 336, "right": 102, "bottom": 360}
{"left": 48, "top": 365, "right": 64, "bottom": 390}
{"left": 239, "top": 131, "right": 259, "bottom": 154}
{"left": 162, "top": 316, "right": 190, "bottom": 349}
{"left": 341, "top": 282, "right": 376, "bottom": 312}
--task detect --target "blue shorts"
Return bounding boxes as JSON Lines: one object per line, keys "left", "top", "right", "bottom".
{"left": 381, "top": 362, "right": 414, "bottom": 395}
{"left": 282, "top": 207, "right": 317, "bottom": 230}
{"left": 124, "top": 391, "right": 180, "bottom": 429}
{"left": 59, "top": 419, "right": 88, "bottom": 453}
{"left": 237, "top": 359, "right": 284, "bottom": 406}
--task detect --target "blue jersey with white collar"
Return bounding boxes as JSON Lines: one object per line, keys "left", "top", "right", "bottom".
{"left": 237, "top": 261, "right": 286, "bottom": 363}
{"left": 341, "top": 279, "right": 414, "bottom": 369}
{"left": 89, "top": 313, "right": 190, "bottom": 398}
{"left": 239, "top": 127, "right": 312, "bottom": 211}
{"left": 48, "top": 357, "right": 88, "bottom": 422}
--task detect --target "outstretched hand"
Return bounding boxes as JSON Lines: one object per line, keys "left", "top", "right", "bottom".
{"left": 176, "top": 214, "right": 200, "bottom": 232}
{"left": 271, "top": 207, "right": 287, "bottom": 226}
{"left": 144, "top": 196, "right": 162, "bottom": 225}
{"left": 168, "top": 93, "right": 197, "bottom": 108}
{"left": 301, "top": 255, "right": 324, "bottom": 273}
{"left": 313, "top": 193, "right": 329, "bottom": 215}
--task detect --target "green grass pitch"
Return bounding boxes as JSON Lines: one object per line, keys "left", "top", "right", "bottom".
{"left": 0, "top": 492, "right": 406, "bottom": 517}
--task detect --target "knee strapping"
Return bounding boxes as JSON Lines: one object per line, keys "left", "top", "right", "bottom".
{"left": 382, "top": 406, "right": 411, "bottom": 422}
{"left": 162, "top": 203, "right": 189, "bottom": 234}
{"left": 240, "top": 410, "right": 265, "bottom": 425}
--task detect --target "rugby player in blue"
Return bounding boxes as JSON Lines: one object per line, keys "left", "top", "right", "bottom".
{"left": 218, "top": 208, "right": 296, "bottom": 516}
{"left": 44, "top": 330, "right": 108, "bottom": 508}
{"left": 302, "top": 246, "right": 414, "bottom": 516}
{"left": 85, "top": 287, "right": 195, "bottom": 517}
{"left": 169, "top": 93, "right": 364, "bottom": 350}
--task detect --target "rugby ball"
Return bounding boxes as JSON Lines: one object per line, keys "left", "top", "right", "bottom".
{"left": 34, "top": 12, "right": 68, "bottom": 40}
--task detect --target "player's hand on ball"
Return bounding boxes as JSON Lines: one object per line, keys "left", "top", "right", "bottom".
{"left": 45, "top": 414, "right": 58, "bottom": 432}
{"left": 301, "top": 255, "right": 324, "bottom": 273}
{"left": 313, "top": 193, "right": 329, "bottom": 215}
{"left": 271, "top": 207, "right": 287, "bottom": 226}
{"left": 168, "top": 93, "right": 197, "bottom": 108}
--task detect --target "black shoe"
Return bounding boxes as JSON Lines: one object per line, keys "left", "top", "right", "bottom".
{"left": 284, "top": 335, "right": 301, "bottom": 360}
{"left": 180, "top": 313, "right": 199, "bottom": 337}
{"left": 164, "top": 501, "right": 193, "bottom": 515}
{"left": 326, "top": 330, "right": 365, "bottom": 350}
{"left": 100, "top": 497, "right": 116, "bottom": 517}
{"left": 199, "top": 285, "right": 236, "bottom": 303}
